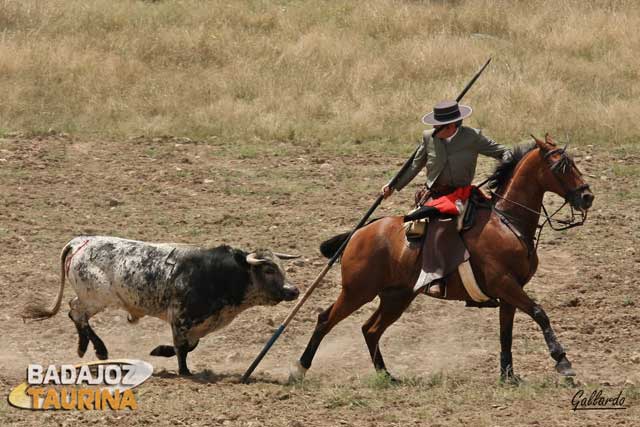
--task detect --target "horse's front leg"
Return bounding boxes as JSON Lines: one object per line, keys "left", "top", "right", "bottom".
{"left": 499, "top": 302, "right": 522, "bottom": 383}
{"left": 496, "top": 281, "right": 576, "bottom": 377}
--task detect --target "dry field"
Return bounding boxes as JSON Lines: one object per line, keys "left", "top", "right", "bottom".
{"left": 1, "top": 0, "right": 639, "bottom": 144}
{"left": 1, "top": 1, "right": 639, "bottom": 426}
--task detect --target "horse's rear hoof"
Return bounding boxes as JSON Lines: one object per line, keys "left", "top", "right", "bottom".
{"left": 288, "top": 360, "right": 307, "bottom": 384}
{"left": 555, "top": 357, "right": 576, "bottom": 377}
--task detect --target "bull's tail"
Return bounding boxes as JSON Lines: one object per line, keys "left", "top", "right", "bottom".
{"left": 22, "top": 242, "right": 74, "bottom": 321}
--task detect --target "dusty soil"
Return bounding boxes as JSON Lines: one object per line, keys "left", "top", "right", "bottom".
{"left": 0, "top": 134, "right": 638, "bottom": 426}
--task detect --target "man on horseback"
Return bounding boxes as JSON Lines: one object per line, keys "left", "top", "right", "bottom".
{"left": 381, "top": 100, "right": 512, "bottom": 297}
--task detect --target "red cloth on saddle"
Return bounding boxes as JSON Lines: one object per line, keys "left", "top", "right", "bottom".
{"left": 424, "top": 185, "right": 474, "bottom": 215}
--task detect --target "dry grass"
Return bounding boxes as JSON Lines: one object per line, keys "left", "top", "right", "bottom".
{"left": 0, "top": 0, "right": 639, "bottom": 146}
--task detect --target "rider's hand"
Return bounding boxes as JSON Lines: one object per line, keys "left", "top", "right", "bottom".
{"left": 381, "top": 185, "right": 394, "bottom": 199}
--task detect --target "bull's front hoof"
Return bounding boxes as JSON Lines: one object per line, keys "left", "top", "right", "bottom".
{"left": 150, "top": 345, "right": 176, "bottom": 357}
{"left": 555, "top": 357, "right": 576, "bottom": 377}
{"left": 96, "top": 351, "right": 109, "bottom": 361}
{"left": 288, "top": 360, "right": 307, "bottom": 384}
{"left": 179, "top": 368, "right": 193, "bottom": 376}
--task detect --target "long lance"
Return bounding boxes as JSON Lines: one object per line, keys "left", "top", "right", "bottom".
{"left": 241, "top": 57, "right": 492, "bottom": 383}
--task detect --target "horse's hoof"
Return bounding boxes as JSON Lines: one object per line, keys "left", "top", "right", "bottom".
{"left": 500, "top": 373, "right": 524, "bottom": 386}
{"left": 387, "top": 374, "right": 401, "bottom": 385}
{"left": 563, "top": 376, "right": 578, "bottom": 388}
{"left": 78, "top": 348, "right": 86, "bottom": 358}
{"left": 288, "top": 360, "right": 307, "bottom": 383}
{"left": 179, "top": 368, "right": 193, "bottom": 376}
{"left": 96, "top": 351, "right": 109, "bottom": 361}
{"left": 555, "top": 357, "right": 576, "bottom": 377}
{"left": 380, "top": 370, "right": 398, "bottom": 382}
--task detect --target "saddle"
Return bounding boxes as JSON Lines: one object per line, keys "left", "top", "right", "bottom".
{"left": 404, "top": 186, "right": 490, "bottom": 240}
{"left": 404, "top": 186, "right": 496, "bottom": 306}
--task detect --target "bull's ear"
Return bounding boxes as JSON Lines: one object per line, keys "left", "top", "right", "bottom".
{"left": 273, "top": 252, "right": 300, "bottom": 260}
{"left": 246, "top": 253, "right": 267, "bottom": 265}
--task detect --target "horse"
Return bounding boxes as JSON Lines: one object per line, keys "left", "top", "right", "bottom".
{"left": 289, "top": 134, "right": 594, "bottom": 383}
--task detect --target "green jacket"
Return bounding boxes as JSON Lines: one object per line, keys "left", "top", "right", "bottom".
{"left": 394, "top": 126, "right": 511, "bottom": 191}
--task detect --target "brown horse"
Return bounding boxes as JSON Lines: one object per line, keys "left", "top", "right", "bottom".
{"left": 289, "top": 134, "right": 594, "bottom": 383}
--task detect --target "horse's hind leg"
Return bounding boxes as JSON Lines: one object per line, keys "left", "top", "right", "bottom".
{"left": 496, "top": 281, "right": 575, "bottom": 377}
{"left": 362, "top": 287, "right": 415, "bottom": 379}
{"left": 291, "top": 288, "right": 375, "bottom": 381}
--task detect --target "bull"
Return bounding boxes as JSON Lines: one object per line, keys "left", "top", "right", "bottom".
{"left": 23, "top": 236, "right": 300, "bottom": 375}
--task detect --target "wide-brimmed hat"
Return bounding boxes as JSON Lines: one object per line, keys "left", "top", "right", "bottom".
{"left": 421, "top": 100, "right": 472, "bottom": 126}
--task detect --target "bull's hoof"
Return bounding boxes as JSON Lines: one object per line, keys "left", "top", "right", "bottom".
{"left": 288, "top": 360, "right": 308, "bottom": 384}
{"left": 96, "top": 351, "right": 109, "bottom": 361}
{"left": 555, "top": 357, "right": 576, "bottom": 377}
{"left": 78, "top": 347, "right": 87, "bottom": 358}
{"left": 179, "top": 368, "right": 193, "bottom": 376}
{"left": 150, "top": 345, "right": 176, "bottom": 357}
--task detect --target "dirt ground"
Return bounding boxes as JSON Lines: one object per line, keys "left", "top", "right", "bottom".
{"left": 0, "top": 134, "right": 638, "bottom": 426}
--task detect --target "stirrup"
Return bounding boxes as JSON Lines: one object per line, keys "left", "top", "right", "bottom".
{"left": 424, "top": 281, "right": 444, "bottom": 297}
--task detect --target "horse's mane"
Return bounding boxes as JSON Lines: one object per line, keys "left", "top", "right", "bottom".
{"left": 487, "top": 143, "right": 536, "bottom": 192}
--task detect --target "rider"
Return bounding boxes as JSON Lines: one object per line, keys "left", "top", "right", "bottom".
{"left": 381, "top": 100, "right": 512, "bottom": 297}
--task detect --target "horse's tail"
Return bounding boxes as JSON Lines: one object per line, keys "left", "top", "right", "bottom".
{"left": 22, "top": 242, "right": 73, "bottom": 321}
{"left": 319, "top": 217, "right": 384, "bottom": 258}
{"left": 320, "top": 232, "right": 350, "bottom": 258}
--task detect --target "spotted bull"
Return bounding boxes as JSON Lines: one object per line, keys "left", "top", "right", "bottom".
{"left": 23, "top": 236, "right": 300, "bottom": 375}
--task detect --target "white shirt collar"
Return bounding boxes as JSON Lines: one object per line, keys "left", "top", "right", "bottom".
{"left": 444, "top": 128, "right": 460, "bottom": 143}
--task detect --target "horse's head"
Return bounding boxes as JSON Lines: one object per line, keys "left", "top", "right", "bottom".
{"left": 531, "top": 134, "right": 594, "bottom": 212}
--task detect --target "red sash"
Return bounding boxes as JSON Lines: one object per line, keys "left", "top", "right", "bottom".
{"left": 424, "top": 185, "right": 474, "bottom": 215}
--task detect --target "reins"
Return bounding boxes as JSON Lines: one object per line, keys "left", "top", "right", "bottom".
{"left": 490, "top": 190, "right": 587, "bottom": 250}
{"left": 481, "top": 144, "right": 588, "bottom": 252}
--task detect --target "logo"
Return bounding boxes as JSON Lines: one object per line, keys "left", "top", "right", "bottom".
{"left": 8, "top": 359, "right": 153, "bottom": 410}
{"left": 571, "top": 389, "right": 627, "bottom": 411}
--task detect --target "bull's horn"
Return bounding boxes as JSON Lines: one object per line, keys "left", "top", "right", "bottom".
{"left": 273, "top": 252, "right": 300, "bottom": 260}
{"left": 246, "top": 253, "right": 266, "bottom": 265}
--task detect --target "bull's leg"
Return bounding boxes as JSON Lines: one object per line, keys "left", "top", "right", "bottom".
{"left": 85, "top": 324, "right": 109, "bottom": 360}
{"left": 69, "top": 297, "right": 108, "bottom": 359}
{"left": 496, "top": 282, "right": 575, "bottom": 377}
{"left": 69, "top": 298, "right": 90, "bottom": 357}
{"left": 499, "top": 302, "right": 521, "bottom": 384}
{"left": 150, "top": 341, "right": 199, "bottom": 358}
{"left": 361, "top": 287, "right": 414, "bottom": 379}
{"left": 170, "top": 321, "right": 198, "bottom": 376}
{"left": 69, "top": 311, "right": 90, "bottom": 358}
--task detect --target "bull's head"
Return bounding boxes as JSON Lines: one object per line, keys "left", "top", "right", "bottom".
{"left": 246, "top": 250, "right": 300, "bottom": 304}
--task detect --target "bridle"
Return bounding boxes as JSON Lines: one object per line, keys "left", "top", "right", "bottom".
{"left": 491, "top": 146, "right": 589, "bottom": 250}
